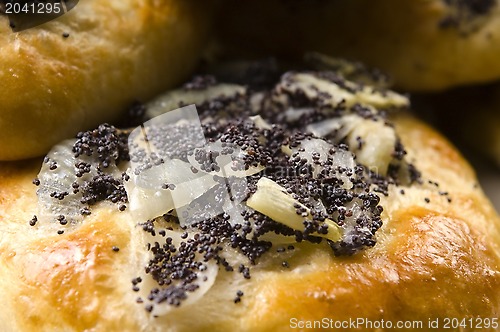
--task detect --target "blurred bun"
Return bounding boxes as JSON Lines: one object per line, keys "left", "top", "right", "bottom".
{"left": 0, "top": 0, "right": 213, "bottom": 160}
{"left": 216, "top": 0, "right": 500, "bottom": 91}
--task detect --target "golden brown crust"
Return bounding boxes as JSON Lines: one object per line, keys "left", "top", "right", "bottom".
{"left": 0, "top": 162, "right": 143, "bottom": 331}
{"left": 0, "top": 0, "right": 212, "bottom": 161}
{"left": 216, "top": 0, "right": 500, "bottom": 91}
{"left": 1, "top": 115, "right": 500, "bottom": 331}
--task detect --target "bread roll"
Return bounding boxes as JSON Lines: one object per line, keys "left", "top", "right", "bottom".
{"left": 0, "top": 71, "right": 499, "bottom": 331}
{"left": 0, "top": 0, "right": 213, "bottom": 160}
{"left": 216, "top": 0, "right": 500, "bottom": 91}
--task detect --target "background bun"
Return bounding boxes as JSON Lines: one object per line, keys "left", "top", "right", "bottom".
{"left": 0, "top": 0, "right": 213, "bottom": 160}
{"left": 416, "top": 82, "right": 500, "bottom": 167}
{"left": 216, "top": 0, "right": 500, "bottom": 91}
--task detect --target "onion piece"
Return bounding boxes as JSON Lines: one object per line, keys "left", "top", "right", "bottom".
{"left": 127, "top": 104, "right": 261, "bottom": 223}
{"left": 187, "top": 141, "right": 264, "bottom": 178}
{"left": 146, "top": 84, "right": 246, "bottom": 119}
{"left": 172, "top": 176, "right": 248, "bottom": 227}
{"left": 283, "top": 137, "right": 356, "bottom": 189}
{"left": 284, "top": 107, "right": 313, "bottom": 123}
{"left": 176, "top": 185, "right": 251, "bottom": 228}
{"left": 249, "top": 115, "right": 272, "bottom": 130}
{"left": 128, "top": 105, "right": 206, "bottom": 174}
{"left": 125, "top": 159, "right": 218, "bottom": 222}
{"left": 306, "top": 117, "right": 349, "bottom": 138}
{"left": 306, "top": 114, "right": 396, "bottom": 175}
{"left": 134, "top": 219, "right": 219, "bottom": 316}
{"left": 246, "top": 177, "right": 342, "bottom": 242}
{"left": 328, "top": 197, "right": 377, "bottom": 254}
{"left": 37, "top": 140, "right": 84, "bottom": 223}
{"left": 36, "top": 139, "right": 121, "bottom": 224}
{"left": 276, "top": 72, "right": 409, "bottom": 109}
{"left": 344, "top": 118, "right": 396, "bottom": 176}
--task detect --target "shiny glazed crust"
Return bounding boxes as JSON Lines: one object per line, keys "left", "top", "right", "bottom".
{"left": 0, "top": 0, "right": 212, "bottom": 160}
{"left": 216, "top": 0, "right": 500, "bottom": 91}
{"left": 0, "top": 114, "right": 499, "bottom": 331}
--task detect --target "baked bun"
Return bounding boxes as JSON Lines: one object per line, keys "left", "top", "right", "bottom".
{"left": 0, "top": 0, "right": 213, "bottom": 161}
{"left": 216, "top": 0, "right": 500, "bottom": 91}
{"left": 1, "top": 72, "right": 499, "bottom": 331}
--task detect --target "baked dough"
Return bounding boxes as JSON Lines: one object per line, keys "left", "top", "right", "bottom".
{"left": 1, "top": 73, "right": 500, "bottom": 331}
{"left": 0, "top": 0, "right": 213, "bottom": 160}
{"left": 216, "top": 0, "right": 500, "bottom": 91}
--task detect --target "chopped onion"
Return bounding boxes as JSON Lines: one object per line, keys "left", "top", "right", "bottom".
{"left": 37, "top": 140, "right": 83, "bottom": 223}
{"left": 246, "top": 177, "right": 342, "bottom": 242}
{"left": 306, "top": 114, "right": 365, "bottom": 139}
{"left": 329, "top": 197, "right": 376, "bottom": 252}
{"left": 276, "top": 72, "right": 409, "bottom": 109}
{"left": 134, "top": 219, "right": 218, "bottom": 316}
{"left": 284, "top": 107, "right": 313, "bottom": 122}
{"left": 146, "top": 84, "right": 246, "bottom": 119}
{"left": 284, "top": 137, "right": 356, "bottom": 189}
{"left": 344, "top": 118, "right": 396, "bottom": 176}
{"left": 126, "top": 104, "right": 262, "bottom": 224}
{"left": 306, "top": 114, "right": 396, "bottom": 175}
{"left": 187, "top": 141, "right": 264, "bottom": 178}
{"left": 172, "top": 176, "right": 249, "bottom": 227}
{"left": 128, "top": 105, "right": 206, "bottom": 174}
{"left": 36, "top": 139, "right": 121, "bottom": 224}
{"left": 248, "top": 115, "right": 272, "bottom": 130}
{"left": 125, "top": 159, "right": 218, "bottom": 222}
